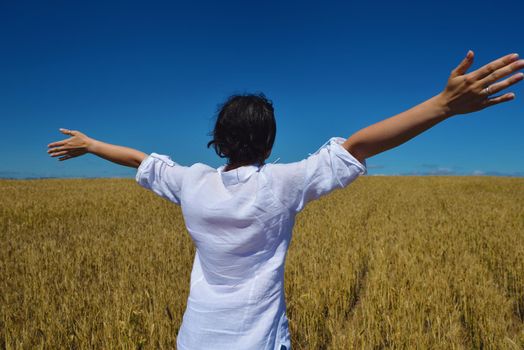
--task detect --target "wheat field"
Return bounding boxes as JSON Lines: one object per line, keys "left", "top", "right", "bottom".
{"left": 1, "top": 176, "right": 523, "bottom": 349}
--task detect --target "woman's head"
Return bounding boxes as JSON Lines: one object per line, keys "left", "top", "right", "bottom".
{"left": 208, "top": 92, "right": 276, "bottom": 166}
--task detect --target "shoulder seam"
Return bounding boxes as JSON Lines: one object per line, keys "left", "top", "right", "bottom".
{"left": 260, "top": 165, "right": 295, "bottom": 217}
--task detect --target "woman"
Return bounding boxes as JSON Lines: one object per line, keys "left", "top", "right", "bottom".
{"left": 47, "top": 51, "right": 523, "bottom": 350}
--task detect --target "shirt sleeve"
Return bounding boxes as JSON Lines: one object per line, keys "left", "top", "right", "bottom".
{"left": 135, "top": 153, "right": 188, "bottom": 205}
{"left": 266, "top": 137, "right": 367, "bottom": 213}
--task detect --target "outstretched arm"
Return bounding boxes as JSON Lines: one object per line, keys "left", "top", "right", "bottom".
{"left": 47, "top": 129, "right": 147, "bottom": 168}
{"left": 343, "top": 51, "right": 524, "bottom": 163}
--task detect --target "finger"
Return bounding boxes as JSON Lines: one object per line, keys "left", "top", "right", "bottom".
{"left": 55, "top": 149, "right": 84, "bottom": 157}
{"left": 47, "top": 146, "right": 66, "bottom": 153}
{"left": 484, "top": 72, "right": 524, "bottom": 95}
{"left": 59, "top": 154, "right": 80, "bottom": 161}
{"left": 470, "top": 53, "right": 520, "bottom": 81}
{"left": 49, "top": 150, "right": 69, "bottom": 157}
{"left": 58, "top": 155, "right": 72, "bottom": 161}
{"left": 47, "top": 140, "right": 67, "bottom": 148}
{"left": 59, "top": 128, "right": 76, "bottom": 136}
{"left": 48, "top": 146, "right": 80, "bottom": 155}
{"left": 49, "top": 147, "right": 84, "bottom": 157}
{"left": 451, "top": 50, "right": 474, "bottom": 77}
{"left": 483, "top": 92, "right": 516, "bottom": 108}
{"left": 477, "top": 59, "right": 524, "bottom": 87}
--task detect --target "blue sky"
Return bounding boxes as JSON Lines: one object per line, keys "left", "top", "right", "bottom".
{"left": 1, "top": 0, "right": 523, "bottom": 178}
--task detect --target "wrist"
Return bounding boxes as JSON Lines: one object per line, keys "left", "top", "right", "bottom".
{"left": 433, "top": 92, "right": 455, "bottom": 119}
{"left": 86, "top": 138, "right": 98, "bottom": 153}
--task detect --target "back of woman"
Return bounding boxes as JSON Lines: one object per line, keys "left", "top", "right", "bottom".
{"left": 135, "top": 134, "right": 367, "bottom": 349}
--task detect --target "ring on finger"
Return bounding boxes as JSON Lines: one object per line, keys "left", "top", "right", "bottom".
{"left": 481, "top": 85, "right": 492, "bottom": 96}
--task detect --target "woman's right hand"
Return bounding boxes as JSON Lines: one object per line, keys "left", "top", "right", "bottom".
{"left": 47, "top": 128, "right": 93, "bottom": 161}
{"left": 439, "top": 51, "right": 524, "bottom": 116}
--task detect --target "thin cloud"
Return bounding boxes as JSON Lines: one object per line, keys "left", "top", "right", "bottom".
{"left": 366, "top": 164, "right": 385, "bottom": 169}
{"left": 470, "top": 170, "right": 524, "bottom": 177}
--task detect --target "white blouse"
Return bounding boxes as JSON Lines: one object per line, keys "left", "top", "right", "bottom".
{"left": 135, "top": 137, "right": 367, "bottom": 350}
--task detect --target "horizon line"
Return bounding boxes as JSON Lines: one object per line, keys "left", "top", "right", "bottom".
{"left": 1, "top": 174, "right": 523, "bottom": 180}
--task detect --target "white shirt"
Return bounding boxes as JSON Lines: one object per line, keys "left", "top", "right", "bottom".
{"left": 135, "top": 137, "right": 367, "bottom": 350}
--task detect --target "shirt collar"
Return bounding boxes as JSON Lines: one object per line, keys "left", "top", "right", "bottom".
{"left": 217, "top": 163, "right": 262, "bottom": 186}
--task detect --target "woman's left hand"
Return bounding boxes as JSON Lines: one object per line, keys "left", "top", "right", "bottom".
{"left": 47, "top": 128, "right": 93, "bottom": 161}
{"left": 440, "top": 51, "right": 524, "bottom": 116}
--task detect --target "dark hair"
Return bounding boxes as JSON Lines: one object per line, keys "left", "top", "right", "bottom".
{"left": 207, "top": 92, "right": 276, "bottom": 166}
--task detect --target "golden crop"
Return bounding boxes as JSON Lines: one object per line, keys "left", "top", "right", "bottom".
{"left": 1, "top": 177, "right": 523, "bottom": 349}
